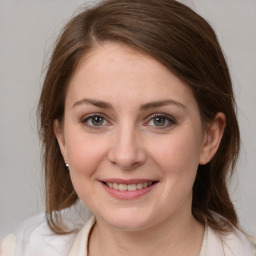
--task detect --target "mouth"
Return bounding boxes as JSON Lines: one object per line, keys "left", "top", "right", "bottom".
{"left": 99, "top": 179, "right": 159, "bottom": 199}
{"left": 102, "top": 181, "right": 157, "bottom": 191}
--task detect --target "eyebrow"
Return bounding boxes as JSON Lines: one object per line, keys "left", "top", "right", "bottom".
{"left": 72, "top": 98, "right": 186, "bottom": 111}
{"left": 72, "top": 98, "right": 113, "bottom": 109}
{"left": 140, "top": 100, "right": 187, "bottom": 111}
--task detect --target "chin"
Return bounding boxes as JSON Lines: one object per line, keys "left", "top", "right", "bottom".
{"left": 97, "top": 208, "right": 157, "bottom": 231}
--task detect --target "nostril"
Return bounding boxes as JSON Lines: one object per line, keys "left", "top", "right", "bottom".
{"left": 108, "top": 145, "right": 147, "bottom": 170}
{"left": 108, "top": 153, "right": 144, "bottom": 169}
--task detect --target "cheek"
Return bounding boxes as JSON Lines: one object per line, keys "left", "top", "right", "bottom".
{"left": 65, "top": 132, "right": 108, "bottom": 179}
{"left": 149, "top": 134, "right": 201, "bottom": 209}
{"left": 66, "top": 134, "right": 108, "bottom": 208}
{"left": 150, "top": 133, "right": 202, "bottom": 170}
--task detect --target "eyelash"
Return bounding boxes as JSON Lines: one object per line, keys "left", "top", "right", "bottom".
{"left": 81, "top": 113, "right": 110, "bottom": 129}
{"left": 145, "top": 113, "right": 176, "bottom": 129}
{"left": 81, "top": 113, "right": 176, "bottom": 129}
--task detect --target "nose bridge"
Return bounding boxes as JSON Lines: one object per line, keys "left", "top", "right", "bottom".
{"left": 108, "top": 120, "right": 146, "bottom": 169}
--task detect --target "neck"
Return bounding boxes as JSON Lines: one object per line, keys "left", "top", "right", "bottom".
{"left": 88, "top": 209, "right": 204, "bottom": 256}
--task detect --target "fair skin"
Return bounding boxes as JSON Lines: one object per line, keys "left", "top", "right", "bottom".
{"left": 54, "top": 42, "right": 225, "bottom": 256}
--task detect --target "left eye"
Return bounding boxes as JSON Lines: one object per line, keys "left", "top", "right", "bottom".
{"left": 82, "top": 114, "right": 108, "bottom": 127}
{"left": 147, "top": 115, "right": 175, "bottom": 128}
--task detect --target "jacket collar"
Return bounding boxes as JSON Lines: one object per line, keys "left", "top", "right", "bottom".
{"left": 68, "top": 216, "right": 255, "bottom": 256}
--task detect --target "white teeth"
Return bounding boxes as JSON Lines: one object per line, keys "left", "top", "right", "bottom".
{"left": 119, "top": 184, "right": 128, "bottom": 191}
{"left": 128, "top": 184, "right": 137, "bottom": 191}
{"left": 143, "top": 182, "right": 148, "bottom": 188}
{"left": 105, "top": 182, "right": 154, "bottom": 191}
{"left": 137, "top": 183, "right": 143, "bottom": 189}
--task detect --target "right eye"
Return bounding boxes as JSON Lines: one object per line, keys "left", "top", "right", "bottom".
{"left": 82, "top": 114, "right": 109, "bottom": 128}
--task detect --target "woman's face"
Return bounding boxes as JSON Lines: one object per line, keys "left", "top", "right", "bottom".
{"left": 55, "top": 42, "right": 221, "bottom": 231}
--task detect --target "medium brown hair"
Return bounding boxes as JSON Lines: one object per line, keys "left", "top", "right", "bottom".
{"left": 38, "top": 0, "right": 240, "bottom": 234}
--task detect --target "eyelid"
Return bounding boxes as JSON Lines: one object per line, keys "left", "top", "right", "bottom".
{"left": 148, "top": 113, "right": 175, "bottom": 121}
{"left": 81, "top": 112, "right": 105, "bottom": 121}
{"left": 144, "top": 113, "right": 176, "bottom": 128}
{"left": 81, "top": 113, "right": 111, "bottom": 128}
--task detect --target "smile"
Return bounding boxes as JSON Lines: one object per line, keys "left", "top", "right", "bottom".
{"left": 105, "top": 182, "right": 153, "bottom": 191}
{"left": 100, "top": 180, "right": 158, "bottom": 200}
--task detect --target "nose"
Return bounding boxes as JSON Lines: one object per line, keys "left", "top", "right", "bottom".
{"left": 107, "top": 124, "right": 146, "bottom": 170}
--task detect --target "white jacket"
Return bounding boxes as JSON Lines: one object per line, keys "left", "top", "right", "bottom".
{"left": 1, "top": 203, "right": 256, "bottom": 256}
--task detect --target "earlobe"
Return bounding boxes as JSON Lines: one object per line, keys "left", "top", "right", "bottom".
{"left": 199, "top": 112, "right": 226, "bottom": 165}
{"left": 53, "top": 119, "right": 68, "bottom": 162}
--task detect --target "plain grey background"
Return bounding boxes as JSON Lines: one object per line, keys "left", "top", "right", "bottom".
{"left": 0, "top": 0, "right": 255, "bottom": 239}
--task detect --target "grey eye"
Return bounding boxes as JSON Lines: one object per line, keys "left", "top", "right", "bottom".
{"left": 82, "top": 114, "right": 108, "bottom": 127}
{"left": 153, "top": 117, "right": 166, "bottom": 126}
{"left": 147, "top": 114, "right": 175, "bottom": 128}
{"left": 91, "top": 116, "right": 104, "bottom": 126}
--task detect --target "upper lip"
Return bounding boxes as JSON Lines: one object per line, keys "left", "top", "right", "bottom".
{"left": 99, "top": 178, "right": 158, "bottom": 184}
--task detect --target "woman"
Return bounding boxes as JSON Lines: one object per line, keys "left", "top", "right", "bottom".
{"left": 2, "top": 0, "right": 255, "bottom": 255}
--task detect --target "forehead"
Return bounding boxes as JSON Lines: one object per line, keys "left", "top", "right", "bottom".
{"left": 74, "top": 43, "right": 173, "bottom": 84}
{"left": 67, "top": 42, "right": 197, "bottom": 109}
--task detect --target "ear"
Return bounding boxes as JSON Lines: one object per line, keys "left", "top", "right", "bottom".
{"left": 53, "top": 119, "right": 68, "bottom": 163}
{"left": 199, "top": 112, "right": 226, "bottom": 165}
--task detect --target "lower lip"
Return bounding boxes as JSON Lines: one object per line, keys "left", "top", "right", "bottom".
{"left": 101, "top": 182, "right": 157, "bottom": 200}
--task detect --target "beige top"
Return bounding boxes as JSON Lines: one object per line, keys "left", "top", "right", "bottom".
{"left": 68, "top": 216, "right": 209, "bottom": 256}
{"left": 2, "top": 214, "right": 256, "bottom": 256}
{"left": 68, "top": 216, "right": 255, "bottom": 256}
{"left": 68, "top": 216, "right": 208, "bottom": 256}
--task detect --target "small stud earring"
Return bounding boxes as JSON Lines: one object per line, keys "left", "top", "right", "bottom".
{"left": 65, "top": 163, "right": 69, "bottom": 172}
